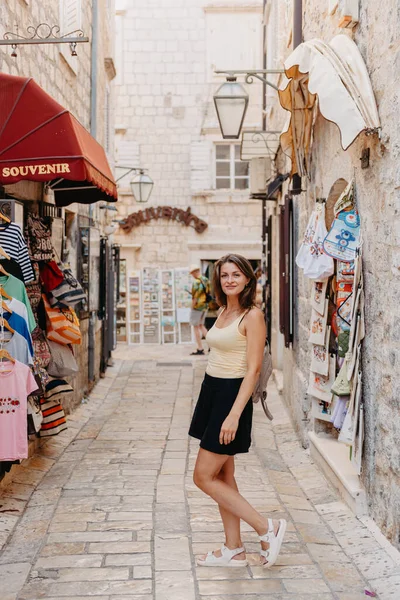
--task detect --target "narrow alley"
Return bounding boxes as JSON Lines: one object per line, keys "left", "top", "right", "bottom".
{"left": 0, "top": 346, "right": 398, "bottom": 600}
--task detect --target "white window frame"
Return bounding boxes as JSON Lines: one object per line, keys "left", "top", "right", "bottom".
{"left": 214, "top": 143, "right": 249, "bottom": 191}
{"left": 59, "top": 0, "right": 82, "bottom": 75}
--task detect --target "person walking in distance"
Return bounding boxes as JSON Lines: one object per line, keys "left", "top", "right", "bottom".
{"left": 189, "top": 254, "right": 286, "bottom": 567}
{"left": 189, "top": 264, "right": 210, "bottom": 356}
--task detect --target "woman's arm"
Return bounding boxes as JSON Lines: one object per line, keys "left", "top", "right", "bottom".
{"left": 219, "top": 308, "right": 266, "bottom": 445}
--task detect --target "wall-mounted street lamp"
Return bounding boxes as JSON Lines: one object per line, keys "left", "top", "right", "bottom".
{"left": 115, "top": 167, "right": 154, "bottom": 204}
{"left": 213, "top": 69, "right": 284, "bottom": 140}
{"left": 213, "top": 77, "right": 249, "bottom": 139}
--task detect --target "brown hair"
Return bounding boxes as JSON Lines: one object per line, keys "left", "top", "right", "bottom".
{"left": 213, "top": 254, "right": 257, "bottom": 309}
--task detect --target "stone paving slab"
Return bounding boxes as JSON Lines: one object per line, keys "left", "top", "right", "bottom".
{"left": 0, "top": 345, "right": 399, "bottom": 599}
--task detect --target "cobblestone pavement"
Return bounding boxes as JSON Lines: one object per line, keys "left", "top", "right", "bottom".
{"left": 1, "top": 345, "right": 399, "bottom": 600}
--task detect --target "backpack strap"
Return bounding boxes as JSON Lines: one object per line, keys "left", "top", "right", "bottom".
{"left": 238, "top": 308, "right": 252, "bottom": 326}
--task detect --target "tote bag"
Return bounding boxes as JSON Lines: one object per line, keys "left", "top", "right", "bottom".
{"left": 296, "top": 204, "right": 334, "bottom": 281}
{"left": 43, "top": 295, "right": 81, "bottom": 345}
{"left": 50, "top": 265, "right": 87, "bottom": 307}
{"left": 47, "top": 340, "right": 79, "bottom": 377}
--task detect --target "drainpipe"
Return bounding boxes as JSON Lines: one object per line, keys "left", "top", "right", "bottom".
{"left": 262, "top": 0, "right": 267, "bottom": 131}
{"left": 90, "top": 0, "right": 98, "bottom": 140}
{"left": 293, "top": 0, "right": 303, "bottom": 49}
{"left": 88, "top": 0, "right": 99, "bottom": 382}
{"left": 261, "top": 0, "right": 268, "bottom": 317}
{"left": 292, "top": 0, "right": 302, "bottom": 194}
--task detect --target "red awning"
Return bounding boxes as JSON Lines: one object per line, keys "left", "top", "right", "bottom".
{"left": 0, "top": 73, "right": 117, "bottom": 206}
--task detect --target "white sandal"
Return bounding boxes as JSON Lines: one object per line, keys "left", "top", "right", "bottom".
{"left": 197, "top": 544, "right": 248, "bottom": 567}
{"left": 259, "top": 518, "right": 287, "bottom": 568}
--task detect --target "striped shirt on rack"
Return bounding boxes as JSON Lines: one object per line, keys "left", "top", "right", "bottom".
{"left": 0, "top": 223, "right": 35, "bottom": 283}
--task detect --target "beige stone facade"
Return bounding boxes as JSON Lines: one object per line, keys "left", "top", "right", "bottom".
{"left": 113, "top": 0, "right": 264, "bottom": 280}
{"left": 0, "top": 0, "right": 117, "bottom": 404}
{"left": 265, "top": 1, "right": 400, "bottom": 549}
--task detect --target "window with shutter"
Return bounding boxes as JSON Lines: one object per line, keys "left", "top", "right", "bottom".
{"left": 59, "top": 0, "right": 82, "bottom": 74}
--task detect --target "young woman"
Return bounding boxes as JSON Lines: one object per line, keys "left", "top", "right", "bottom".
{"left": 189, "top": 254, "right": 286, "bottom": 568}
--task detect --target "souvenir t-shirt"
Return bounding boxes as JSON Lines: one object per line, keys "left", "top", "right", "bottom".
{"left": 4, "top": 297, "right": 30, "bottom": 332}
{"left": 0, "top": 258, "right": 24, "bottom": 282}
{"left": 0, "top": 330, "right": 33, "bottom": 365}
{"left": 0, "top": 274, "right": 36, "bottom": 331}
{"left": 0, "top": 223, "right": 35, "bottom": 283}
{"left": 4, "top": 311, "right": 34, "bottom": 356}
{"left": 0, "top": 360, "right": 38, "bottom": 460}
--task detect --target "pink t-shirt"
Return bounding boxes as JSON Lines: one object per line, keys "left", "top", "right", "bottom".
{"left": 0, "top": 360, "right": 38, "bottom": 460}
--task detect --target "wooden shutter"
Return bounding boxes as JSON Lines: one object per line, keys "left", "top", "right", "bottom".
{"left": 279, "top": 194, "right": 294, "bottom": 347}
{"left": 62, "top": 0, "right": 81, "bottom": 33}
{"left": 190, "top": 140, "right": 212, "bottom": 192}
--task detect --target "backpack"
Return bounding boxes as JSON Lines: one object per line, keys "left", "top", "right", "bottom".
{"left": 239, "top": 310, "right": 274, "bottom": 420}
{"left": 200, "top": 277, "right": 212, "bottom": 304}
{"left": 252, "top": 341, "right": 274, "bottom": 421}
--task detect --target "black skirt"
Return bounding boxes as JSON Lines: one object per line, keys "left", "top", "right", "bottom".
{"left": 189, "top": 373, "right": 253, "bottom": 455}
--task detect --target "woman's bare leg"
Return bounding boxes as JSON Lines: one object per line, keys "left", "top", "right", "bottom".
{"left": 194, "top": 448, "right": 281, "bottom": 564}
{"left": 199, "top": 456, "right": 245, "bottom": 561}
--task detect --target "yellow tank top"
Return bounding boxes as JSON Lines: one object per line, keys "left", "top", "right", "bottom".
{"left": 206, "top": 309, "right": 248, "bottom": 378}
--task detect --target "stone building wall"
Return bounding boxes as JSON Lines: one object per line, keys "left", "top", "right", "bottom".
{"left": 0, "top": 0, "right": 117, "bottom": 407}
{"left": 114, "top": 0, "right": 264, "bottom": 271}
{"left": 266, "top": 1, "right": 400, "bottom": 548}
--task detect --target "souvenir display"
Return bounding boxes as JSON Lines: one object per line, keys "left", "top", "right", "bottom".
{"left": 300, "top": 184, "right": 365, "bottom": 468}
{"left": 307, "top": 355, "right": 336, "bottom": 403}
{"left": 0, "top": 207, "right": 83, "bottom": 470}
{"left": 296, "top": 203, "right": 334, "bottom": 281}
{"left": 308, "top": 297, "right": 328, "bottom": 345}
{"left": 142, "top": 267, "right": 160, "bottom": 343}
{"left": 311, "top": 280, "right": 328, "bottom": 315}
{"left": 310, "top": 326, "right": 330, "bottom": 376}
{"left": 127, "top": 271, "right": 142, "bottom": 344}
{"left": 311, "top": 395, "right": 338, "bottom": 422}
{"left": 161, "top": 269, "right": 176, "bottom": 344}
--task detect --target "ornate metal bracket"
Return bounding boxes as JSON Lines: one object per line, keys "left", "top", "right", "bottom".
{"left": 1, "top": 23, "right": 89, "bottom": 57}
{"left": 215, "top": 69, "right": 284, "bottom": 91}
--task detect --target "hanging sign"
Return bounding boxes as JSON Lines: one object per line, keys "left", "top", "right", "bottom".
{"left": 120, "top": 206, "right": 208, "bottom": 234}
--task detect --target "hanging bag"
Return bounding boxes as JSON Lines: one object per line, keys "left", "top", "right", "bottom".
{"left": 50, "top": 264, "right": 87, "bottom": 307}
{"left": 42, "top": 294, "right": 82, "bottom": 345}
{"left": 25, "top": 214, "right": 54, "bottom": 261}
{"left": 40, "top": 261, "right": 64, "bottom": 293}
{"left": 323, "top": 180, "right": 360, "bottom": 263}
{"left": 47, "top": 340, "right": 79, "bottom": 377}
{"left": 296, "top": 203, "right": 334, "bottom": 281}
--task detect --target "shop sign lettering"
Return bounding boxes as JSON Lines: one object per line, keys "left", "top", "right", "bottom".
{"left": 121, "top": 206, "right": 208, "bottom": 234}
{"left": 1, "top": 163, "right": 71, "bottom": 177}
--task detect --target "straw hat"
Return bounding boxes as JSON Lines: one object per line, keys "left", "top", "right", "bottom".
{"left": 189, "top": 264, "right": 200, "bottom": 274}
